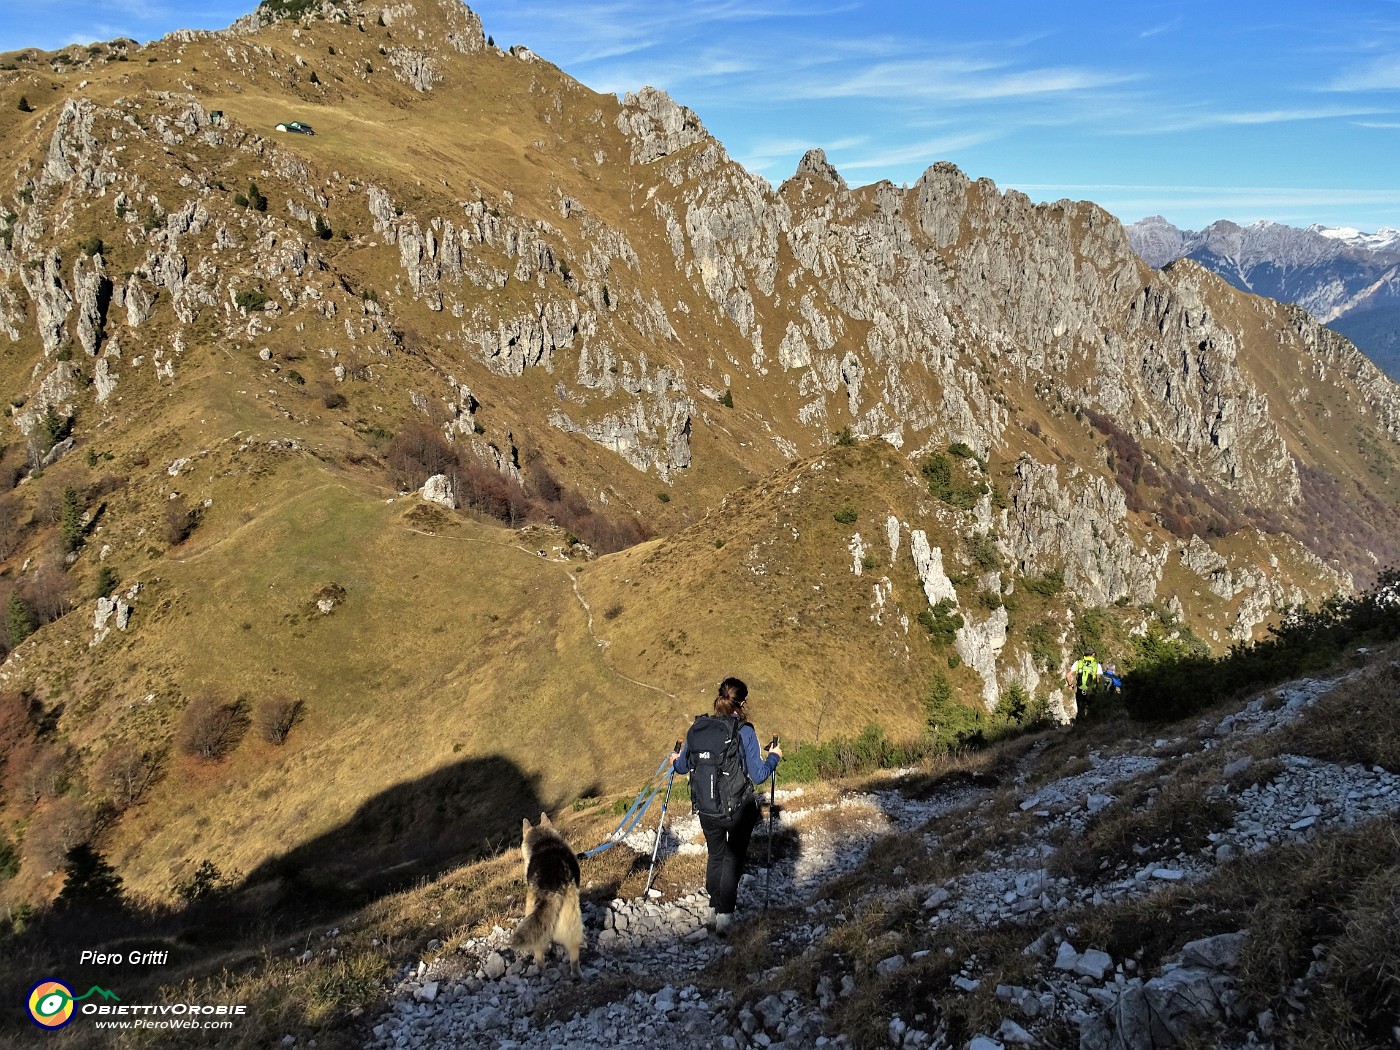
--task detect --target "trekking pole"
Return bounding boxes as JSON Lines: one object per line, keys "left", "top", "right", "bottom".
{"left": 643, "top": 740, "right": 682, "bottom": 896}
{"left": 763, "top": 735, "right": 779, "bottom": 912}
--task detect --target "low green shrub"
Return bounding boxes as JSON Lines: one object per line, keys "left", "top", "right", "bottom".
{"left": 923, "top": 449, "right": 988, "bottom": 509}
{"left": 235, "top": 289, "right": 269, "bottom": 311}
{"left": 1023, "top": 570, "right": 1064, "bottom": 596}
{"left": 1125, "top": 569, "right": 1400, "bottom": 721}
{"left": 917, "top": 599, "right": 964, "bottom": 646}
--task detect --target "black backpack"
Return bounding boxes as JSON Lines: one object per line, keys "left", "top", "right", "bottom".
{"left": 685, "top": 715, "right": 753, "bottom": 824}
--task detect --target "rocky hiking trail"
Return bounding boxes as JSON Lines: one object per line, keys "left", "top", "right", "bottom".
{"left": 364, "top": 667, "right": 1400, "bottom": 1050}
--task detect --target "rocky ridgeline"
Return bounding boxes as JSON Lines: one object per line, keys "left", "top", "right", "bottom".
{"left": 355, "top": 669, "right": 1399, "bottom": 1050}
{"left": 604, "top": 86, "right": 1395, "bottom": 634}
{"left": 1125, "top": 215, "right": 1400, "bottom": 331}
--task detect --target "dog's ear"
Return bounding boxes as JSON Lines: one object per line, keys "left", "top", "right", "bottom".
{"left": 521, "top": 816, "right": 531, "bottom": 838}
{"left": 539, "top": 810, "right": 551, "bottom": 827}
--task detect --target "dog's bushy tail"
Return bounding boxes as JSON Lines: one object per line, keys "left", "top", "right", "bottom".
{"left": 512, "top": 892, "right": 563, "bottom": 954}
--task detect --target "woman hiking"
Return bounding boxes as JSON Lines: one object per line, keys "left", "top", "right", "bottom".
{"left": 670, "top": 677, "right": 781, "bottom": 934}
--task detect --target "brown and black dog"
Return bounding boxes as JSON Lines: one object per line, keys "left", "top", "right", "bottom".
{"left": 511, "top": 812, "right": 584, "bottom": 978}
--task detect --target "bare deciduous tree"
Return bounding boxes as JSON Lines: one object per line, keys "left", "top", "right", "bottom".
{"left": 25, "top": 560, "right": 72, "bottom": 626}
{"left": 177, "top": 695, "right": 248, "bottom": 761}
{"left": 255, "top": 696, "right": 303, "bottom": 745}
{"left": 0, "top": 495, "right": 24, "bottom": 559}
{"left": 24, "top": 794, "right": 93, "bottom": 873}
{"left": 19, "top": 746, "right": 74, "bottom": 804}
{"left": 95, "top": 746, "right": 165, "bottom": 810}
{"left": 162, "top": 496, "right": 196, "bottom": 545}
{"left": 386, "top": 422, "right": 458, "bottom": 492}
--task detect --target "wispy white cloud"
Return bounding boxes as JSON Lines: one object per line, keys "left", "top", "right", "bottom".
{"left": 1138, "top": 17, "right": 1182, "bottom": 39}
{"left": 1015, "top": 182, "right": 1400, "bottom": 214}
{"left": 483, "top": 0, "right": 852, "bottom": 65}
{"left": 1215, "top": 106, "right": 1387, "bottom": 125}
{"left": 1123, "top": 104, "right": 1389, "bottom": 133}
{"left": 740, "top": 134, "right": 867, "bottom": 167}
{"left": 834, "top": 131, "right": 1002, "bottom": 171}
{"left": 775, "top": 60, "right": 1134, "bottom": 102}
{"left": 1327, "top": 54, "right": 1400, "bottom": 91}
{"left": 66, "top": 25, "right": 133, "bottom": 45}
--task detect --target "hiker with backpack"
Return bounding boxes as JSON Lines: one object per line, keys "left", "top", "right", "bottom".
{"left": 669, "top": 677, "right": 781, "bottom": 934}
{"left": 1065, "top": 648, "right": 1103, "bottom": 723}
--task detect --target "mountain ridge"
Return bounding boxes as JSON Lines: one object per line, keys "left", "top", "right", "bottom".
{"left": 0, "top": 0, "right": 1395, "bottom": 957}
{"left": 1125, "top": 215, "right": 1400, "bottom": 380}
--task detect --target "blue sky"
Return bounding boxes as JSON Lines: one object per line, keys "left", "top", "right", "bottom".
{"left": 6, "top": 1, "right": 1400, "bottom": 233}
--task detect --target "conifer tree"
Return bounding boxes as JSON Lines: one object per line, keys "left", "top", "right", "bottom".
{"left": 6, "top": 592, "right": 34, "bottom": 648}
{"left": 56, "top": 843, "right": 124, "bottom": 908}
{"left": 60, "top": 487, "right": 83, "bottom": 552}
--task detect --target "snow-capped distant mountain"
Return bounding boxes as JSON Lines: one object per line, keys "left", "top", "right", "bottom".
{"left": 1125, "top": 217, "right": 1400, "bottom": 381}
{"left": 1313, "top": 225, "right": 1400, "bottom": 254}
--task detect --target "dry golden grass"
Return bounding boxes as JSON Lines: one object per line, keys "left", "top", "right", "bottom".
{"left": 1217, "top": 819, "right": 1400, "bottom": 1049}
{"left": 883, "top": 732, "right": 1032, "bottom": 797}
{"left": 1269, "top": 652, "right": 1400, "bottom": 769}
{"left": 0, "top": 397, "right": 1034, "bottom": 928}
{"left": 786, "top": 796, "right": 885, "bottom": 838}
{"left": 575, "top": 441, "right": 976, "bottom": 747}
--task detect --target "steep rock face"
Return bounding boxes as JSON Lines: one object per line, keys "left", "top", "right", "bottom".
{"left": 231, "top": 0, "right": 485, "bottom": 56}
{"left": 360, "top": 167, "right": 695, "bottom": 472}
{"left": 629, "top": 137, "right": 1365, "bottom": 532}
{"left": 1127, "top": 215, "right": 1188, "bottom": 269}
{"left": 1284, "top": 307, "right": 1400, "bottom": 438}
{"left": 1003, "top": 457, "right": 1165, "bottom": 608}
{"left": 73, "top": 253, "right": 111, "bottom": 356}
{"left": 1122, "top": 263, "right": 1298, "bottom": 505}
{"left": 18, "top": 248, "right": 73, "bottom": 357}
{"left": 910, "top": 530, "right": 957, "bottom": 607}
{"left": 616, "top": 87, "right": 710, "bottom": 164}
{"left": 385, "top": 46, "right": 442, "bottom": 92}
{"left": 956, "top": 604, "right": 1009, "bottom": 708}
{"left": 0, "top": 284, "right": 23, "bottom": 342}
{"left": 42, "top": 99, "right": 113, "bottom": 194}
{"left": 13, "top": 363, "right": 83, "bottom": 444}
{"left": 794, "top": 148, "right": 847, "bottom": 191}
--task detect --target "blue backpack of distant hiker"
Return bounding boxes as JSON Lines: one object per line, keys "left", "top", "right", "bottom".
{"left": 685, "top": 715, "right": 753, "bottom": 825}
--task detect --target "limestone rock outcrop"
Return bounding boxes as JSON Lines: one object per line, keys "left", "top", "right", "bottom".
{"left": 616, "top": 87, "right": 711, "bottom": 164}
{"left": 421, "top": 474, "right": 457, "bottom": 509}
{"left": 1002, "top": 457, "right": 1165, "bottom": 608}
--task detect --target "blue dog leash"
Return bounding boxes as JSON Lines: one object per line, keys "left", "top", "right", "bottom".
{"left": 577, "top": 748, "right": 675, "bottom": 859}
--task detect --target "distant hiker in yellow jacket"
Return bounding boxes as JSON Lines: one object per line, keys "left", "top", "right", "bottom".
{"left": 1066, "top": 649, "right": 1103, "bottom": 723}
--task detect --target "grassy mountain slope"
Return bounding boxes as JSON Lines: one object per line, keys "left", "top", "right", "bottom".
{"left": 0, "top": 0, "right": 1395, "bottom": 936}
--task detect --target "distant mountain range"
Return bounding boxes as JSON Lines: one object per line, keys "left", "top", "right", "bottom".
{"left": 1125, "top": 217, "right": 1400, "bottom": 381}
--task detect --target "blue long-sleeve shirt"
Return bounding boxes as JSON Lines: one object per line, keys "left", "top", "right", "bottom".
{"left": 674, "top": 720, "right": 779, "bottom": 785}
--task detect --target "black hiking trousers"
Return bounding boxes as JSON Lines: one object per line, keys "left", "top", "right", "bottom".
{"left": 1075, "top": 686, "right": 1092, "bottom": 722}
{"left": 699, "top": 798, "right": 760, "bottom": 915}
